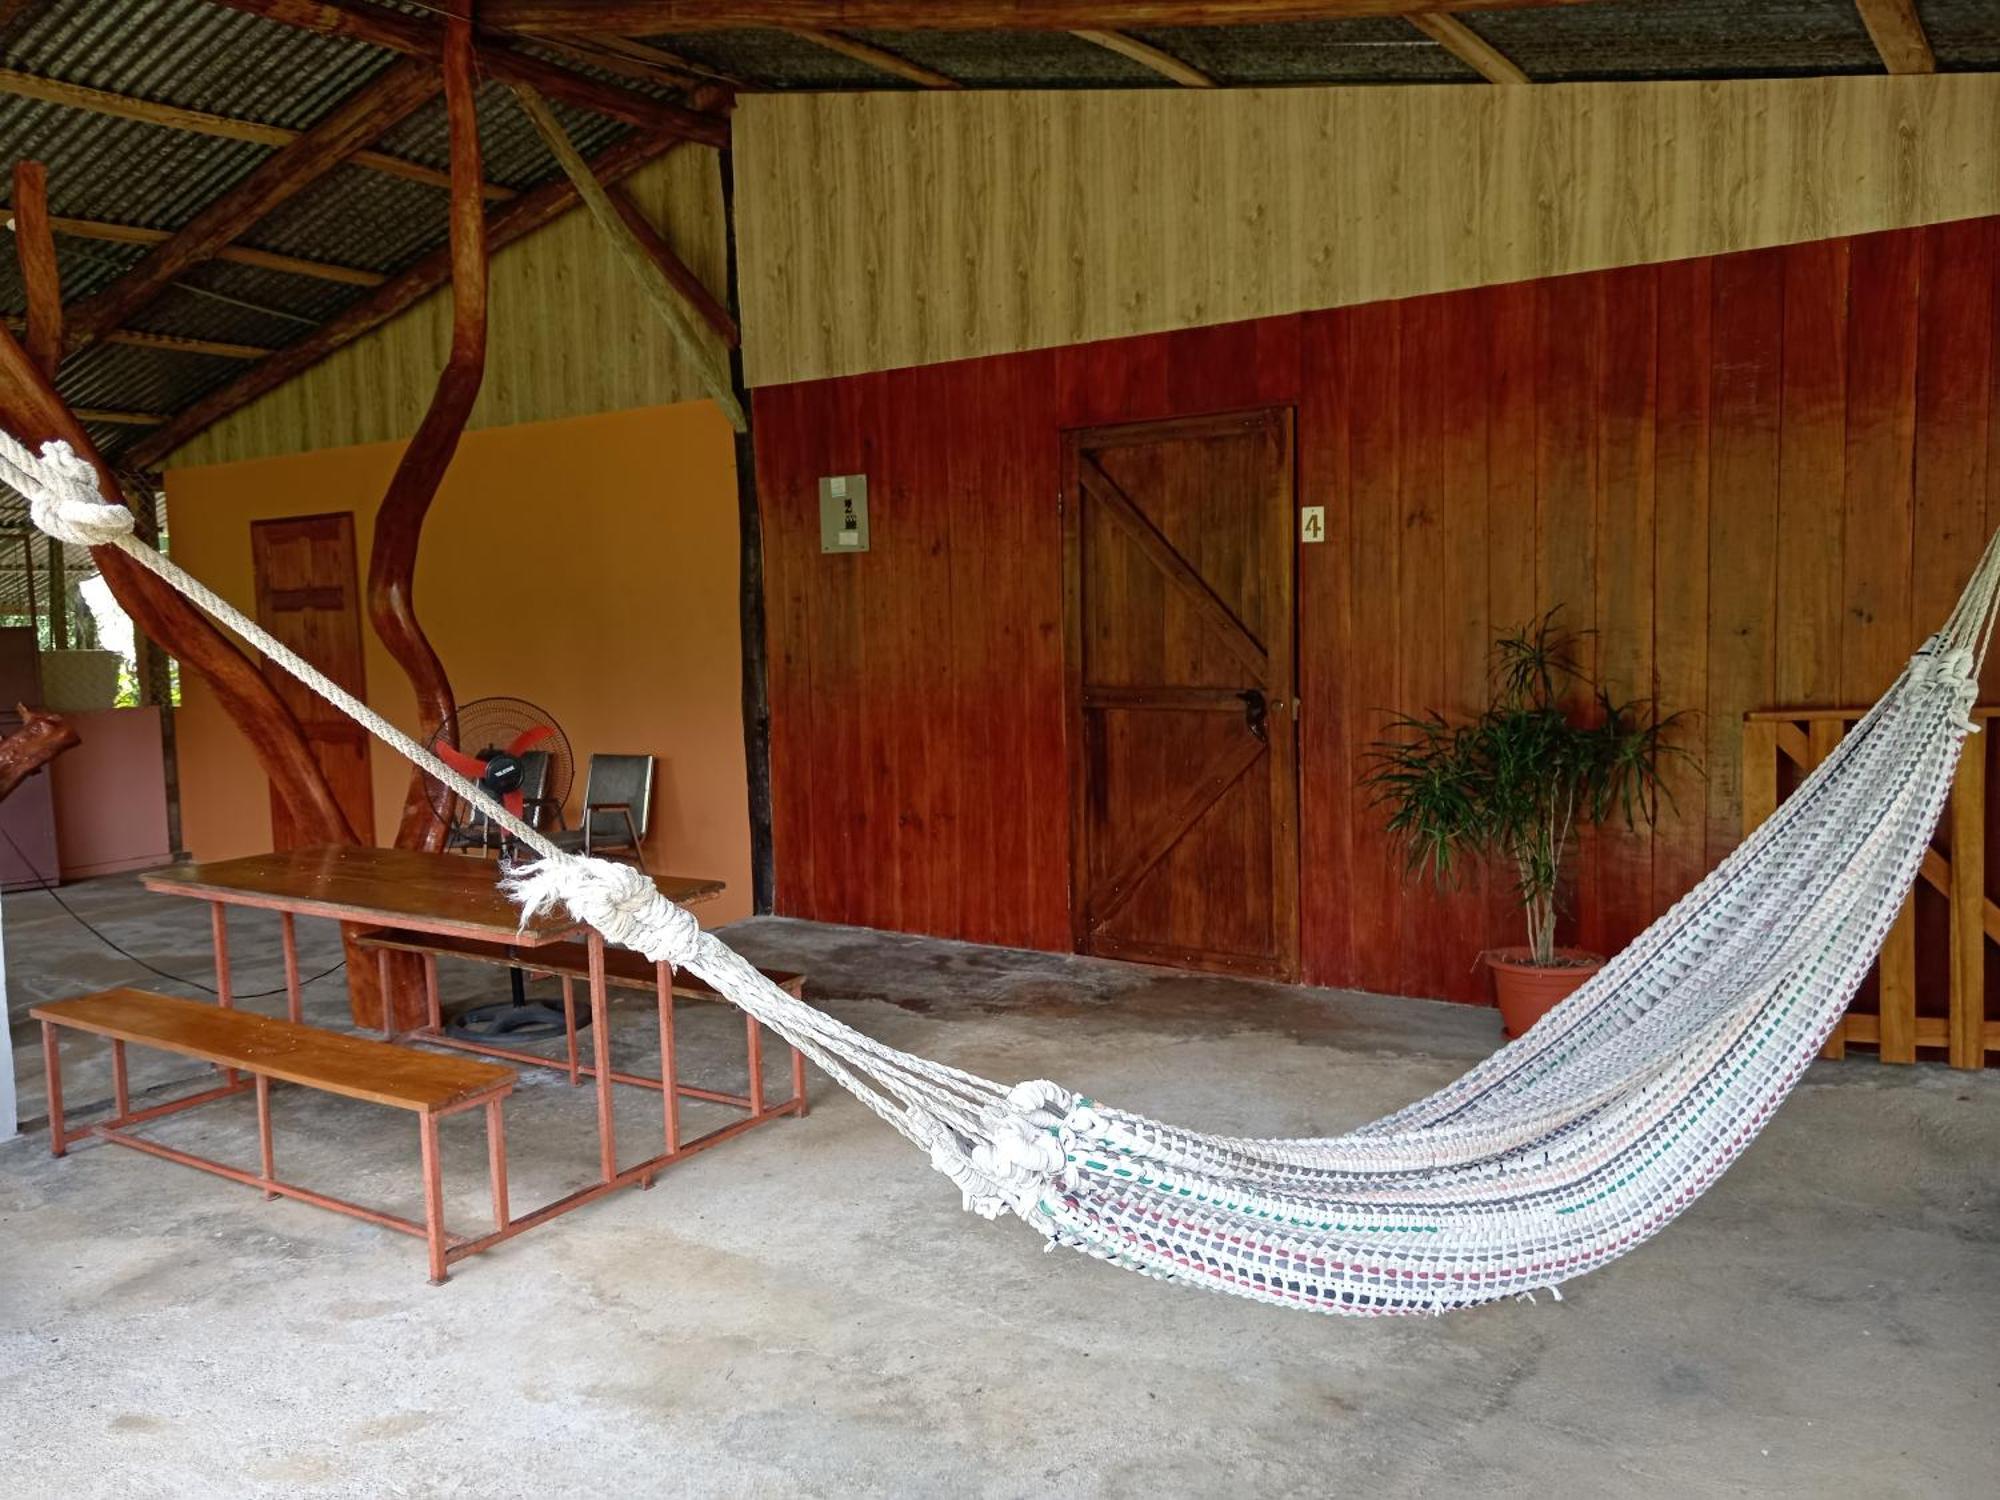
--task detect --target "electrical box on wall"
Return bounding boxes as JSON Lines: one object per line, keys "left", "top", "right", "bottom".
{"left": 819, "top": 474, "right": 870, "bottom": 553}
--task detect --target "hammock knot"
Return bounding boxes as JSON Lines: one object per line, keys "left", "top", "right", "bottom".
{"left": 0, "top": 436, "right": 134, "bottom": 548}
{"left": 501, "top": 854, "right": 702, "bottom": 968}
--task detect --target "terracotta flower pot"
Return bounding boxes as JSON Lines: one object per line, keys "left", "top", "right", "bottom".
{"left": 1486, "top": 946, "right": 1603, "bottom": 1038}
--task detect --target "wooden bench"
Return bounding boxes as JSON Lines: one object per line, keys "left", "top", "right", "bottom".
{"left": 33, "top": 989, "right": 516, "bottom": 1284}
{"left": 353, "top": 928, "right": 810, "bottom": 1127}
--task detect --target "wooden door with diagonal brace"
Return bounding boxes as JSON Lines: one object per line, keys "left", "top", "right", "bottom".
{"left": 1063, "top": 408, "right": 1299, "bottom": 978}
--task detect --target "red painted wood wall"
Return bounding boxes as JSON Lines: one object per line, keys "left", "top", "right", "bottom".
{"left": 753, "top": 218, "right": 2000, "bottom": 1003}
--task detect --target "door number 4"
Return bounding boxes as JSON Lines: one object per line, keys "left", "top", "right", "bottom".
{"left": 1300, "top": 506, "right": 1325, "bottom": 544}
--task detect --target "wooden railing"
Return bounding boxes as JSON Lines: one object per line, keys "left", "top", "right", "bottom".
{"left": 1743, "top": 708, "right": 1998, "bottom": 1070}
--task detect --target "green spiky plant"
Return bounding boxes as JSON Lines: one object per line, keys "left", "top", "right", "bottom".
{"left": 1362, "top": 611, "right": 1687, "bottom": 966}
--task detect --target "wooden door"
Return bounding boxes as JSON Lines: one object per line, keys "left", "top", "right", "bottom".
{"left": 250, "top": 513, "right": 374, "bottom": 848}
{"left": 1063, "top": 408, "right": 1300, "bottom": 978}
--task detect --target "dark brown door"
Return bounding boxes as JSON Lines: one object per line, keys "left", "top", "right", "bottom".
{"left": 251, "top": 512, "right": 374, "bottom": 849}
{"left": 1063, "top": 408, "right": 1299, "bottom": 979}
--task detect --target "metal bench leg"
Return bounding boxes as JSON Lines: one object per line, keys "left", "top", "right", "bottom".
{"left": 588, "top": 933, "right": 616, "bottom": 1184}
{"left": 745, "top": 1014, "right": 765, "bottom": 1116}
{"left": 424, "top": 953, "right": 442, "bottom": 1031}
{"left": 211, "top": 902, "right": 240, "bottom": 1087}
{"left": 280, "top": 911, "right": 302, "bottom": 1023}
{"left": 485, "top": 1098, "right": 509, "bottom": 1232}
{"left": 255, "top": 1075, "right": 276, "bottom": 1200}
{"left": 41, "top": 1021, "right": 65, "bottom": 1158}
{"left": 656, "top": 960, "right": 679, "bottom": 1158}
{"left": 561, "top": 976, "right": 580, "bottom": 1086}
{"left": 112, "top": 1039, "right": 129, "bottom": 1119}
{"left": 419, "top": 1113, "right": 447, "bottom": 1285}
{"left": 791, "top": 1044, "right": 808, "bottom": 1118}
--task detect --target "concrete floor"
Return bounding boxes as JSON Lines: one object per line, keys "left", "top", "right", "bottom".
{"left": 3, "top": 878, "right": 1997, "bottom": 1498}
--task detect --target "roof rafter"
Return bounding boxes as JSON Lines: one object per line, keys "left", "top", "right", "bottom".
{"left": 62, "top": 57, "right": 440, "bottom": 354}
{"left": 1854, "top": 0, "right": 1934, "bottom": 74}
{"left": 201, "top": 0, "right": 731, "bottom": 144}
{"left": 1407, "top": 14, "right": 1528, "bottom": 85}
{"left": 1071, "top": 30, "right": 1213, "bottom": 87}
{"left": 7, "top": 210, "right": 388, "bottom": 286}
{"left": 3, "top": 318, "right": 275, "bottom": 359}
{"left": 0, "top": 66, "right": 516, "bottom": 200}
{"left": 786, "top": 29, "right": 960, "bottom": 88}
{"left": 484, "top": 1, "right": 1597, "bottom": 32}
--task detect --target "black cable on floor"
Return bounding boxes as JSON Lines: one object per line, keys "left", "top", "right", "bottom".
{"left": 1, "top": 825, "right": 344, "bottom": 1000}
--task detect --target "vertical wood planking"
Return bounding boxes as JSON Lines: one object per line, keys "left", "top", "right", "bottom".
{"left": 1841, "top": 229, "right": 1922, "bottom": 706}
{"left": 1593, "top": 264, "right": 1660, "bottom": 952}
{"left": 1705, "top": 250, "right": 1785, "bottom": 866}
{"left": 1297, "top": 309, "right": 1354, "bottom": 986}
{"left": 1775, "top": 238, "right": 1851, "bottom": 707}
{"left": 754, "top": 217, "right": 2000, "bottom": 1020}
{"left": 1651, "top": 257, "right": 1713, "bottom": 909}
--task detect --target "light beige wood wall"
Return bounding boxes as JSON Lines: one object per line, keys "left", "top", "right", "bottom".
{"left": 168, "top": 148, "right": 727, "bottom": 467}
{"left": 734, "top": 74, "right": 2000, "bottom": 388}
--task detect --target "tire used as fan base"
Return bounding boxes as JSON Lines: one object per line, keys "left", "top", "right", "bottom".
{"left": 1486, "top": 947, "right": 1603, "bottom": 1038}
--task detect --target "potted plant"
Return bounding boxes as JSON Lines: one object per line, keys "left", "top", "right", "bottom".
{"left": 1363, "top": 612, "right": 1685, "bottom": 1037}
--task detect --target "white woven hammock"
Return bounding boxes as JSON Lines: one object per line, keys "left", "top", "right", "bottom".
{"left": 8, "top": 429, "right": 1996, "bottom": 1317}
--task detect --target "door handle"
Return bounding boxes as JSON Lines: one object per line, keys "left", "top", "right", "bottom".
{"left": 1237, "top": 688, "right": 1268, "bottom": 742}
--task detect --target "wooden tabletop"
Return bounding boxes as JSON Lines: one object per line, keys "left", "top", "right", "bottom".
{"left": 142, "top": 846, "right": 725, "bottom": 947}
{"left": 34, "top": 989, "right": 515, "bottom": 1112}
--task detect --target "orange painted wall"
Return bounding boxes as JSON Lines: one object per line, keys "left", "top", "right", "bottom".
{"left": 163, "top": 399, "right": 752, "bottom": 925}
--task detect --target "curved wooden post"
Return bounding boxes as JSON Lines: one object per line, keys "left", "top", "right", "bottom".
{"left": 367, "top": 2, "right": 486, "bottom": 851}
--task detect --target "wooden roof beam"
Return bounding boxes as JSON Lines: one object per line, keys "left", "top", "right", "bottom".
{"left": 7, "top": 211, "right": 387, "bottom": 286}
{"left": 0, "top": 66, "right": 515, "bottom": 200}
{"left": 1407, "top": 14, "right": 1528, "bottom": 85}
{"left": 128, "top": 128, "right": 690, "bottom": 468}
{"left": 785, "top": 29, "right": 961, "bottom": 88}
{"left": 512, "top": 84, "right": 744, "bottom": 429}
{"left": 201, "top": 0, "right": 731, "bottom": 144}
{"left": 2, "top": 318, "right": 273, "bottom": 359}
{"left": 62, "top": 58, "right": 439, "bottom": 354}
{"left": 1071, "top": 30, "right": 1213, "bottom": 87}
{"left": 1854, "top": 0, "right": 1935, "bottom": 74}
{"left": 486, "top": 2, "right": 1597, "bottom": 32}
{"left": 11, "top": 160, "right": 60, "bottom": 377}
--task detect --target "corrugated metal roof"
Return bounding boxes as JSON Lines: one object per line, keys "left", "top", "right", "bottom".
{"left": 1132, "top": 19, "right": 1478, "bottom": 86}
{"left": 1924, "top": 0, "right": 2000, "bottom": 70}
{"left": 644, "top": 28, "right": 893, "bottom": 90}
{"left": 857, "top": 29, "right": 1166, "bottom": 88}
{"left": 1469, "top": 0, "right": 1882, "bottom": 82}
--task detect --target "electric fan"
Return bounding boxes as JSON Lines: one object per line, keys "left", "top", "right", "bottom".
{"left": 423, "top": 696, "right": 574, "bottom": 860}
{"left": 422, "top": 697, "right": 580, "bottom": 1042}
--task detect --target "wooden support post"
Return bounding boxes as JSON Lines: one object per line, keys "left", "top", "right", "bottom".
{"left": 511, "top": 84, "right": 746, "bottom": 432}
{"left": 44, "top": 534, "right": 65, "bottom": 649}
{"left": 368, "top": 1, "right": 484, "bottom": 852}
{"left": 1878, "top": 897, "right": 1919, "bottom": 1064}
{"left": 10, "top": 159, "right": 60, "bottom": 378}
{"left": 1948, "top": 734, "right": 1986, "bottom": 1069}
{"left": 0, "top": 333, "right": 357, "bottom": 841}
{"left": 1740, "top": 720, "right": 1779, "bottom": 836}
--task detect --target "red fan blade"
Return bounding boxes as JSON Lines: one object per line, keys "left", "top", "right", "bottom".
{"left": 435, "top": 743, "right": 489, "bottom": 781}
{"left": 506, "top": 724, "right": 554, "bottom": 757}
{"left": 503, "top": 791, "right": 525, "bottom": 820}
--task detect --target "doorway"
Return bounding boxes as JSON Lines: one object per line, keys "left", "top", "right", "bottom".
{"left": 1062, "top": 408, "right": 1300, "bottom": 979}
{"left": 250, "top": 511, "right": 374, "bottom": 848}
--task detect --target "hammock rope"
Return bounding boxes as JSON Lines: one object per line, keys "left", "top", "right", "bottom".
{"left": 8, "top": 428, "right": 1994, "bottom": 1317}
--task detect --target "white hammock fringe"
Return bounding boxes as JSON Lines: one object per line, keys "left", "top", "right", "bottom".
{"left": 9, "top": 428, "right": 1997, "bottom": 1318}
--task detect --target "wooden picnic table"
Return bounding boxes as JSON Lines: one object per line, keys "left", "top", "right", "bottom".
{"left": 137, "top": 846, "right": 797, "bottom": 1261}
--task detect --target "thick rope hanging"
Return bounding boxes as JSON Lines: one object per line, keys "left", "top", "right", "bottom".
{"left": 9, "top": 429, "right": 1996, "bottom": 1317}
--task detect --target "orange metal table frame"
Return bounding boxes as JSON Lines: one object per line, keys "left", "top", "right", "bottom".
{"left": 139, "top": 847, "right": 807, "bottom": 1275}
